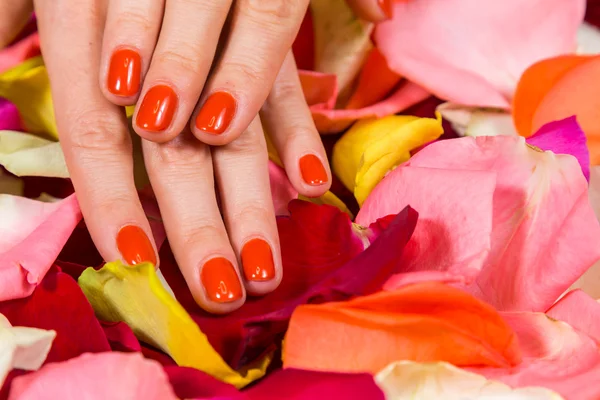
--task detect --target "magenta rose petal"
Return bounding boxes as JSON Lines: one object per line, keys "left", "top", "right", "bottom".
{"left": 526, "top": 116, "right": 590, "bottom": 181}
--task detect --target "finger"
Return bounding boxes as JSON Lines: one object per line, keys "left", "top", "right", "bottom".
{"left": 131, "top": 1, "right": 232, "bottom": 143}
{"left": 142, "top": 133, "right": 245, "bottom": 314}
{"left": 345, "top": 0, "right": 392, "bottom": 22}
{"left": 261, "top": 52, "right": 331, "bottom": 197}
{"left": 212, "top": 116, "right": 282, "bottom": 295}
{"left": 190, "top": 0, "right": 309, "bottom": 146}
{"left": 35, "top": 0, "right": 158, "bottom": 267}
{"left": 99, "top": 0, "right": 165, "bottom": 104}
{"left": 0, "top": 0, "right": 33, "bottom": 48}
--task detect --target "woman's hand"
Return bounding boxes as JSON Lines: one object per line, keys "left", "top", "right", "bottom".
{"left": 1, "top": 0, "right": 332, "bottom": 313}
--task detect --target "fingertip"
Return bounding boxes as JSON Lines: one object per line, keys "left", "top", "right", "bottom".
{"left": 195, "top": 256, "right": 247, "bottom": 314}
{"left": 191, "top": 91, "right": 241, "bottom": 146}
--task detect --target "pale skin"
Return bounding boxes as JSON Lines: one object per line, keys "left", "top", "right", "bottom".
{"left": 0, "top": 0, "right": 389, "bottom": 314}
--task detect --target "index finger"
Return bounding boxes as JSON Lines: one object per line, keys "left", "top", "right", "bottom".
{"left": 35, "top": 0, "right": 158, "bottom": 267}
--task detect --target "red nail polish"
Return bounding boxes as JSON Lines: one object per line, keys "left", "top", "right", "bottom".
{"left": 200, "top": 257, "right": 243, "bottom": 303}
{"left": 195, "top": 91, "right": 237, "bottom": 135}
{"left": 299, "top": 154, "right": 328, "bottom": 186}
{"left": 107, "top": 49, "right": 141, "bottom": 97}
{"left": 136, "top": 85, "right": 178, "bottom": 132}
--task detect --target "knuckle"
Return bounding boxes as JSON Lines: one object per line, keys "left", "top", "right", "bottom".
{"left": 180, "top": 223, "right": 226, "bottom": 249}
{"left": 113, "top": 10, "right": 154, "bottom": 33}
{"left": 156, "top": 46, "right": 202, "bottom": 76}
{"left": 65, "top": 110, "right": 131, "bottom": 153}
{"left": 225, "top": 60, "right": 263, "bottom": 87}
{"left": 231, "top": 203, "right": 274, "bottom": 225}
{"left": 151, "top": 136, "right": 210, "bottom": 168}
{"left": 268, "top": 78, "right": 298, "bottom": 104}
{"left": 241, "top": 0, "right": 305, "bottom": 22}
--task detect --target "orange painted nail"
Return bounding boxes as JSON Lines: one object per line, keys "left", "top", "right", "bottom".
{"left": 241, "top": 238, "right": 275, "bottom": 282}
{"left": 136, "top": 85, "right": 178, "bottom": 132}
{"left": 200, "top": 257, "right": 243, "bottom": 303}
{"left": 299, "top": 154, "right": 328, "bottom": 186}
{"left": 378, "top": 0, "right": 393, "bottom": 19}
{"left": 107, "top": 49, "right": 141, "bottom": 97}
{"left": 195, "top": 91, "right": 236, "bottom": 135}
{"left": 116, "top": 225, "right": 157, "bottom": 266}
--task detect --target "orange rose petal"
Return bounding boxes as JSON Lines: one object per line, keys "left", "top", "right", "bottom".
{"left": 512, "top": 55, "right": 594, "bottom": 136}
{"left": 283, "top": 282, "right": 522, "bottom": 374}
{"left": 531, "top": 56, "right": 600, "bottom": 164}
{"left": 345, "top": 48, "right": 403, "bottom": 110}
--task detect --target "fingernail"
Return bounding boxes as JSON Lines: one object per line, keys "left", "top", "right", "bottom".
{"left": 241, "top": 238, "right": 275, "bottom": 282}
{"left": 200, "top": 257, "right": 243, "bottom": 303}
{"left": 116, "top": 225, "right": 157, "bottom": 266}
{"left": 195, "top": 91, "right": 236, "bottom": 135}
{"left": 377, "top": 0, "right": 393, "bottom": 19}
{"left": 299, "top": 154, "right": 328, "bottom": 186}
{"left": 136, "top": 85, "right": 178, "bottom": 132}
{"left": 107, "top": 49, "right": 141, "bottom": 97}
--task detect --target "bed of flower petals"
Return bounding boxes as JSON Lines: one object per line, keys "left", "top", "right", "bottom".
{"left": 3, "top": 1, "right": 600, "bottom": 399}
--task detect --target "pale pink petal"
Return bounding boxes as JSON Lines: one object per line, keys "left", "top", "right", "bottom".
{"left": 8, "top": 352, "right": 178, "bottom": 400}
{"left": 299, "top": 70, "right": 430, "bottom": 133}
{"left": 356, "top": 167, "right": 496, "bottom": 282}
{"left": 546, "top": 289, "right": 600, "bottom": 342}
{"left": 360, "top": 136, "right": 600, "bottom": 312}
{"left": 471, "top": 312, "right": 600, "bottom": 400}
{"left": 374, "top": 0, "right": 585, "bottom": 108}
{"left": 0, "top": 33, "right": 40, "bottom": 74}
{"left": 0, "top": 194, "right": 81, "bottom": 301}
{"left": 268, "top": 161, "right": 298, "bottom": 216}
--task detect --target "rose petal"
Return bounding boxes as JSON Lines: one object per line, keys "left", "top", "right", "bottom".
{"left": 0, "top": 33, "right": 40, "bottom": 74}
{"left": 0, "top": 270, "right": 110, "bottom": 392}
{"left": 310, "top": 0, "right": 373, "bottom": 104}
{"left": 8, "top": 353, "right": 178, "bottom": 400}
{"left": 546, "top": 289, "right": 600, "bottom": 342}
{"left": 100, "top": 321, "right": 142, "bottom": 353}
{"left": 0, "top": 131, "right": 68, "bottom": 178}
{"left": 268, "top": 161, "right": 298, "bottom": 216}
{"left": 165, "top": 366, "right": 385, "bottom": 400}
{"left": 161, "top": 201, "right": 417, "bottom": 367}
{"left": 576, "top": 22, "right": 600, "bottom": 55}
{"left": 376, "top": 361, "right": 562, "bottom": 400}
{"left": 0, "top": 194, "right": 81, "bottom": 301}
{"left": 375, "top": 0, "right": 585, "bottom": 108}
{"left": 356, "top": 166, "right": 496, "bottom": 282}
{"left": 283, "top": 283, "right": 522, "bottom": 373}
{"left": 526, "top": 116, "right": 590, "bottom": 181}
{"left": 333, "top": 114, "right": 444, "bottom": 205}
{"left": 0, "top": 314, "right": 55, "bottom": 387}
{"left": 361, "top": 135, "right": 600, "bottom": 311}
{"left": 77, "top": 261, "right": 270, "bottom": 388}
{"left": 291, "top": 10, "right": 314, "bottom": 71}
{"left": 0, "top": 99, "right": 23, "bottom": 131}
{"left": 0, "top": 57, "right": 57, "bottom": 139}
{"left": 471, "top": 312, "right": 600, "bottom": 400}
{"left": 436, "top": 103, "right": 518, "bottom": 138}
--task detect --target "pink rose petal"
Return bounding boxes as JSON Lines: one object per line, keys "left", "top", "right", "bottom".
{"left": 0, "top": 194, "right": 81, "bottom": 301}
{"left": 471, "top": 312, "right": 600, "bottom": 400}
{"left": 299, "top": 70, "right": 430, "bottom": 133}
{"left": 356, "top": 167, "right": 496, "bottom": 283}
{"left": 375, "top": 0, "right": 585, "bottom": 107}
{"left": 8, "top": 353, "right": 178, "bottom": 400}
{"left": 0, "top": 33, "right": 40, "bottom": 74}
{"left": 360, "top": 136, "right": 600, "bottom": 311}
{"left": 546, "top": 289, "right": 600, "bottom": 343}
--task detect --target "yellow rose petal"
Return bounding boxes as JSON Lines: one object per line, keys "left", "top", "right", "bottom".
{"left": 0, "top": 57, "right": 57, "bottom": 140}
{"left": 333, "top": 114, "right": 444, "bottom": 206}
{"left": 0, "top": 130, "right": 68, "bottom": 178}
{"left": 78, "top": 261, "right": 270, "bottom": 389}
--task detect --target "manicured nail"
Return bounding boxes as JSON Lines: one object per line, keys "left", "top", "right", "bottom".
{"left": 241, "top": 238, "right": 275, "bottom": 282}
{"left": 107, "top": 49, "right": 141, "bottom": 97}
{"left": 200, "top": 257, "right": 243, "bottom": 303}
{"left": 299, "top": 154, "right": 328, "bottom": 186}
{"left": 116, "top": 225, "right": 157, "bottom": 266}
{"left": 377, "top": 0, "right": 393, "bottom": 19}
{"left": 195, "top": 91, "right": 236, "bottom": 135}
{"left": 136, "top": 85, "right": 178, "bottom": 132}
